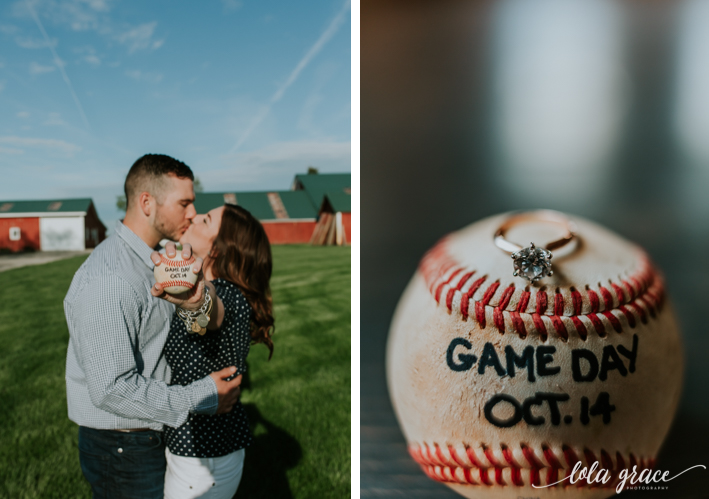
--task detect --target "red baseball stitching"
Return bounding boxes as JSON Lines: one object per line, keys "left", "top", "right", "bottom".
{"left": 159, "top": 280, "right": 195, "bottom": 289}
{"left": 419, "top": 238, "right": 665, "bottom": 340}
{"left": 159, "top": 254, "right": 195, "bottom": 267}
{"left": 409, "top": 442, "right": 655, "bottom": 488}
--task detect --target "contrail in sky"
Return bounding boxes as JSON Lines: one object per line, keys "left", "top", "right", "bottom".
{"left": 26, "top": 0, "right": 90, "bottom": 129}
{"left": 230, "top": 0, "right": 350, "bottom": 153}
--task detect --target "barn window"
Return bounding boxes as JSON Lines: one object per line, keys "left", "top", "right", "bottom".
{"left": 91, "top": 228, "right": 98, "bottom": 242}
{"left": 9, "top": 227, "right": 21, "bottom": 241}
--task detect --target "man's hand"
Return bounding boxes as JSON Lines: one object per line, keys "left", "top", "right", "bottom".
{"left": 210, "top": 367, "right": 242, "bottom": 414}
{"left": 150, "top": 241, "right": 206, "bottom": 311}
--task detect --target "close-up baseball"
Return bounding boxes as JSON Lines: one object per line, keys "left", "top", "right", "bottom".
{"left": 386, "top": 212, "right": 683, "bottom": 499}
{"left": 153, "top": 250, "right": 198, "bottom": 295}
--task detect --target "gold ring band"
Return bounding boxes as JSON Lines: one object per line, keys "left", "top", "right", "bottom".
{"left": 493, "top": 210, "right": 578, "bottom": 283}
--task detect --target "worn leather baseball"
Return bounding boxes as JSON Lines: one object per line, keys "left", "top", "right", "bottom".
{"left": 386, "top": 212, "right": 683, "bottom": 499}
{"left": 153, "top": 250, "right": 197, "bottom": 295}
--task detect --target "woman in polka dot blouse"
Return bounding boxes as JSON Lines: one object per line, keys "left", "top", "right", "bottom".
{"left": 162, "top": 204, "right": 274, "bottom": 499}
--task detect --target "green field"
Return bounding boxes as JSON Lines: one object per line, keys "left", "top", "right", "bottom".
{"left": 0, "top": 245, "right": 351, "bottom": 498}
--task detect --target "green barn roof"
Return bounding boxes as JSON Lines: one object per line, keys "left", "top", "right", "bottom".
{"left": 0, "top": 198, "right": 94, "bottom": 214}
{"left": 194, "top": 191, "right": 317, "bottom": 221}
{"left": 293, "top": 173, "right": 350, "bottom": 210}
{"left": 323, "top": 190, "right": 351, "bottom": 213}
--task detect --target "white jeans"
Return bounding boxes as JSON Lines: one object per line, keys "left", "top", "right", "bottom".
{"left": 164, "top": 448, "right": 245, "bottom": 499}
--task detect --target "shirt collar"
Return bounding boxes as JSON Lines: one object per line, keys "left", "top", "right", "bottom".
{"left": 115, "top": 220, "right": 157, "bottom": 269}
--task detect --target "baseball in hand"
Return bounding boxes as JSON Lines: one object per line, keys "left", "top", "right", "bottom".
{"left": 387, "top": 212, "right": 683, "bottom": 499}
{"left": 153, "top": 248, "right": 198, "bottom": 295}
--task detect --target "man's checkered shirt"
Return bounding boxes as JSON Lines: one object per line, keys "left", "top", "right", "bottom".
{"left": 64, "top": 221, "right": 218, "bottom": 430}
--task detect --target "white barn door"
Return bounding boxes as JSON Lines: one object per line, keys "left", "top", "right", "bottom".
{"left": 40, "top": 217, "right": 85, "bottom": 251}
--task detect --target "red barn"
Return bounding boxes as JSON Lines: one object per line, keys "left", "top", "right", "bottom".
{"left": 192, "top": 172, "right": 351, "bottom": 245}
{"left": 310, "top": 190, "right": 352, "bottom": 246}
{"left": 0, "top": 198, "right": 106, "bottom": 252}
{"left": 194, "top": 191, "right": 317, "bottom": 244}
{"left": 293, "top": 173, "right": 351, "bottom": 246}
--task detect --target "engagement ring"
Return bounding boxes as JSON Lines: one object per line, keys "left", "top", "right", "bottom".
{"left": 493, "top": 210, "right": 578, "bottom": 283}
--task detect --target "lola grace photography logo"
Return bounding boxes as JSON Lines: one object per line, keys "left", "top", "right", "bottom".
{"left": 531, "top": 461, "right": 706, "bottom": 493}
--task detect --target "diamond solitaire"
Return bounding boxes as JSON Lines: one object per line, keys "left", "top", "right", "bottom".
{"left": 511, "top": 243, "right": 553, "bottom": 283}
{"left": 493, "top": 210, "right": 578, "bottom": 283}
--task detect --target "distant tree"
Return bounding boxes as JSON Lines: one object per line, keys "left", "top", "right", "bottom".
{"left": 116, "top": 195, "right": 126, "bottom": 212}
{"left": 194, "top": 177, "right": 204, "bottom": 193}
{"left": 307, "top": 166, "right": 319, "bottom": 175}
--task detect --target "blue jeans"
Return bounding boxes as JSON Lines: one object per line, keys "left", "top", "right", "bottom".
{"left": 78, "top": 426, "right": 166, "bottom": 499}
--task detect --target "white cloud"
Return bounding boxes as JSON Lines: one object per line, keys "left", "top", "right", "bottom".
{"left": 0, "top": 136, "right": 81, "bottom": 155}
{"left": 25, "top": 2, "right": 89, "bottom": 128}
{"left": 221, "top": 0, "right": 243, "bottom": 12}
{"left": 14, "top": 0, "right": 112, "bottom": 31}
{"left": 83, "top": 0, "right": 110, "bottom": 11}
{"left": 74, "top": 45, "right": 101, "bottom": 65}
{"left": 84, "top": 54, "right": 101, "bottom": 65}
{"left": 17, "top": 111, "right": 30, "bottom": 118}
{"left": 43, "top": 112, "right": 66, "bottom": 126}
{"left": 297, "top": 63, "right": 339, "bottom": 134}
{"left": 125, "top": 69, "right": 163, "bottom": 84}
{"left": 214, "top": 140, "right": 351, "bottom": 187}
{"left": 231, "top": 0, "right": 351, "bottom": 152}
{"left": 236, "top": 140, "right": 351, "bottom": 162}
{"left": 0, "top": 147, "right": 24, "bottom": 155}
{"left": 29, "top": 61, "right": 55, "bottom": 74}
{"left": 116, "top": 22, "right": 163, "bottom": 53}
{"left": 11, "top": 2, "right": 161, "bottom": 58}
{"left": 0, "top": 25, "right": 20, "bottom": 35}
{"left": 15, "top": 35, "right": 56, "bottom": 48}
{"left": 297, "top": 92, "right": 323, "bottom": 133}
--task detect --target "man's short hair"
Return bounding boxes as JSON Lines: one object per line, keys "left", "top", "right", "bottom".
{"left": 124, "top": 154, "right": 194, "bottom": 208}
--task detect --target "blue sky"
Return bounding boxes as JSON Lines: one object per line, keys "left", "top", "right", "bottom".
{"left": 0, "top": 0, "right": 351, "bottom": 230}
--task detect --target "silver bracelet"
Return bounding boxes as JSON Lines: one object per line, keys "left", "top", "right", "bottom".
{"left": 176, "top": 292, "right": 212, "bottom": 335}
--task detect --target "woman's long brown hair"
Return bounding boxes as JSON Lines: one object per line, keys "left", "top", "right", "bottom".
{"left": 210, "top": 204, "right": 274, "bottom": 359}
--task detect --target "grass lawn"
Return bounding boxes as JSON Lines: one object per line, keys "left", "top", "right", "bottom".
{"left": 0, "top": 245, "right": 351, "bottom": 498}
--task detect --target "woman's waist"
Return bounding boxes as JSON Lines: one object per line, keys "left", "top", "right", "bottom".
{"left": 164, "top": 401, "right": 248, "bottom": 429}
